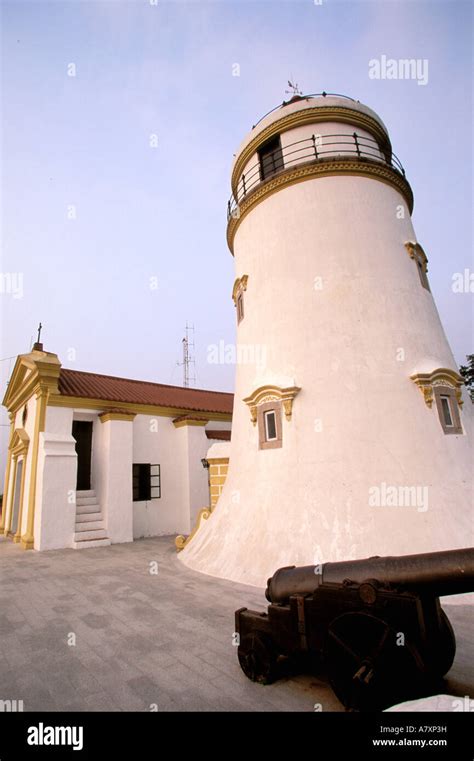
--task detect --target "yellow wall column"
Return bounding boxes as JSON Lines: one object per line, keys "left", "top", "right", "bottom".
{"left": 13, "top": 457, "right": 28, "bottom": 543}
{"left": 21, "top": 387, "right": 48, "bottom": 550}
{"left": 4, "top": 457, "right": 18, "bottom": 536}
{"left": 208, "top": 457, "right": 229, "bottom": 509}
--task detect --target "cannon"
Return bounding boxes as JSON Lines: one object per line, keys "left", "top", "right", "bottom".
{"left": 235, "top": 548, "right": 474, "bottom": 711}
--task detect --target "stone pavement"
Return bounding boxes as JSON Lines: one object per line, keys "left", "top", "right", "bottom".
{"left": 0, "top": 536, "right": 472, "bottom": 712}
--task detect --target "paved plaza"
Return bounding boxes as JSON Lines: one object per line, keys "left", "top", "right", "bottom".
{"left": 0, "top": 536, "right": 472, "bottom": 712}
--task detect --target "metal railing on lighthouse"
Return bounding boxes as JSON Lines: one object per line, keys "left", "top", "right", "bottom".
{"left": 227, "top": 132, "right": 407, "bottom": 222}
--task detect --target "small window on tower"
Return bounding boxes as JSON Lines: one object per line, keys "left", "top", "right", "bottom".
{"left": 264, "top": 410, "right": 277, "bottom": 441}
{"left": 433, "top": 386, "right": 463, "bottom": 435}
{"left": 405, "top": 242, "right": 430, "bottom": 291}
{"left": 416, "top": 258, "right": 430, "bottom": 291}
{"left": 236, "top": 292, "right": 244, "bottom": 324}
{"left": 257, "top": 401, "right": 283, "bottom": 450}
{"left": 258, "top": 135, "right": 284, "bottom": 181}
{"left": 440, "top": 396, "right": 453, "bottom": 427}
{"left": 232, "top": 275, "right": 248, "bottom": 325}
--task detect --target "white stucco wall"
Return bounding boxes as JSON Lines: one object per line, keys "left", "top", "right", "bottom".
{"left": 131, "top": 416, "right": 215, "bottom": 538}
{"left": 181, "top": 103, "right": 473, "bottom": 587}
{"left": 187, "top": 426, "right": 213, "bottom": 527}
{"left": 43, "top": 405, "right": 134, "bottom": 545}
{"left": 99, "top": 418, "right": 133, "bottom": 544}
{"left": 27, "top": 405, "right": 229, "bottom": 549}
{"left": 45, "top": 405, "right": 74, "bottom": 436}
{"left": 34, "top": 432, "right": 77, "bottom": 550}
{"left": 204, "top": 421, "right": 232, "bottom": 432}
{"left": 206, "top": 442, "right": 230, "bottom": 460}
{"left": 93, "top": 411, "right": 108, "bottom": 516}
{"left": 132, "top": 415, "right": 188, "bottom": 538}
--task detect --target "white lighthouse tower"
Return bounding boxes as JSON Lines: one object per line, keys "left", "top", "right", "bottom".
{"left": 180, "top": 93, "right": 473, "bottom": 587}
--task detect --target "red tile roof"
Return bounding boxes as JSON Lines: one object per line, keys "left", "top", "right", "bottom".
{"left": 58, "top": 368, "right": 233, "bottom": 415}
{"left": 206, "top": 430, "right": 231, "bottom": 441}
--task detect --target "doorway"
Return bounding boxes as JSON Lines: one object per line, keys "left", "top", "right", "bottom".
{"left": 72, "top": 421, "right": 93, "bottom": 490}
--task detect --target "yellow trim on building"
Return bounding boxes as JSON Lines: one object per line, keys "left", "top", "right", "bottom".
{"left": 3, "top": 428, "right": 30, "bottom": 536}
{"left": 2, "top": 348, "right": 61, "bottom": 548}
{"left": 175, "top": 454, "right": 230, "bottom": 551}
{"left": 21, "top": 387, "right": 48, "bottom": 549}
{"left": 13, "top": 455, "right": 28, "bottom": 544}
{"left": 232, "top": 274, "right": 248, "bottom": 305}
{"left": 411, "top": 368, "right": 465, "bottom": 409}
{"left": 405, "top": 241, "right": 429, "bottom": 272}
{"left": 2, "top": 350, "right": 61, "bottom": 414}
{"left": 243, "top": 384, "right": 301, "bottom": 425}
{"left": 48, "top": 395, "right": 232, "bottom": 422}
{"left": 175, "top": 508, "right": 211, "bottom": 552}
{"left": 4, "top": 457, "right": 18, "bottom": 537}
{"left": 207, "top": 456, "right": 230, "bottom": 509}
{"left": 99, "top": 411, "right": 136, "bottom": 423}
{"left": 173, "top": 418, "right": 209, "bottom": 428}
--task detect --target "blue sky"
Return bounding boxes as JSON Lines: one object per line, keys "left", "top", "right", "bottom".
{"left": 1, "top": 0, "right": 472, "bottom": 467}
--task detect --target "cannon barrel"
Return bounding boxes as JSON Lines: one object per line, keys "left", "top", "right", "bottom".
{"left": 265, "top": 548, "right": 474, "bottom": 603}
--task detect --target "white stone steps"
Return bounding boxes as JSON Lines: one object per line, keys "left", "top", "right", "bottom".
{"left": 75, "top": 512, "right": 103, "bottom": 524}
{"left": 73, "top": 490, "right": 109, "bottom": 549}
{"left": 76, "top": 503, "right": 101, "bottom": 515}
{"left": 73, "top": 528, "right": 108, "bottom": 542}
{"left": 74, "top": 520, "right": 105, "bottom": 532}
{"left": 72, "top": 538, "right": 111, "bottom": 550}
{"left": 76, "top": 496, "right": 98, "bottom": 507}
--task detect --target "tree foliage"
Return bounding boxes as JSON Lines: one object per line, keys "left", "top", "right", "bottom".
{"left": 459, "top": 354, "right": 474, "bottom": 402}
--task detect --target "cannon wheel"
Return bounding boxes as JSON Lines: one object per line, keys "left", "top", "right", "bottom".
{"left": 237, "top": 632, "right": 277, "bottom": 684}
{"left": 324, "top": 612, "right": 427, "bottom": 711}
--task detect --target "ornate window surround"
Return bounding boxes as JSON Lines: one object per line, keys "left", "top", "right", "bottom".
{"left": 411, "top": 368, "right": 464, "bottom": 434}
{"left": 243, "top": 384, "right": 301, "bottom": 426}
{"left": 405, "top": 241, "right": 430, "bottom": 291}
{"left": 232, "top": 275, "right": 248, "bottom": 325}
{"left": 258, "top": 401, "right": 283, "bottom": 450}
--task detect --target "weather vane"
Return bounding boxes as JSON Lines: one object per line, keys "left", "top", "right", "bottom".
{"left": 37, "top": 322, "right": 42, "bottom": 343}
{"left": 285, "top": 80, "right": 303, "bottom": 97}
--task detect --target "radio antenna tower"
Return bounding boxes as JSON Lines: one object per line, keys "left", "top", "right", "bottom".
{"left": 179, "top": 323, "right": 196, "bottom": 388}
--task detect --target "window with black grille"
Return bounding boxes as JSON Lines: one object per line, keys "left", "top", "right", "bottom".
{"left": 133, "top": 463, "right": 161, "bottom": 501}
